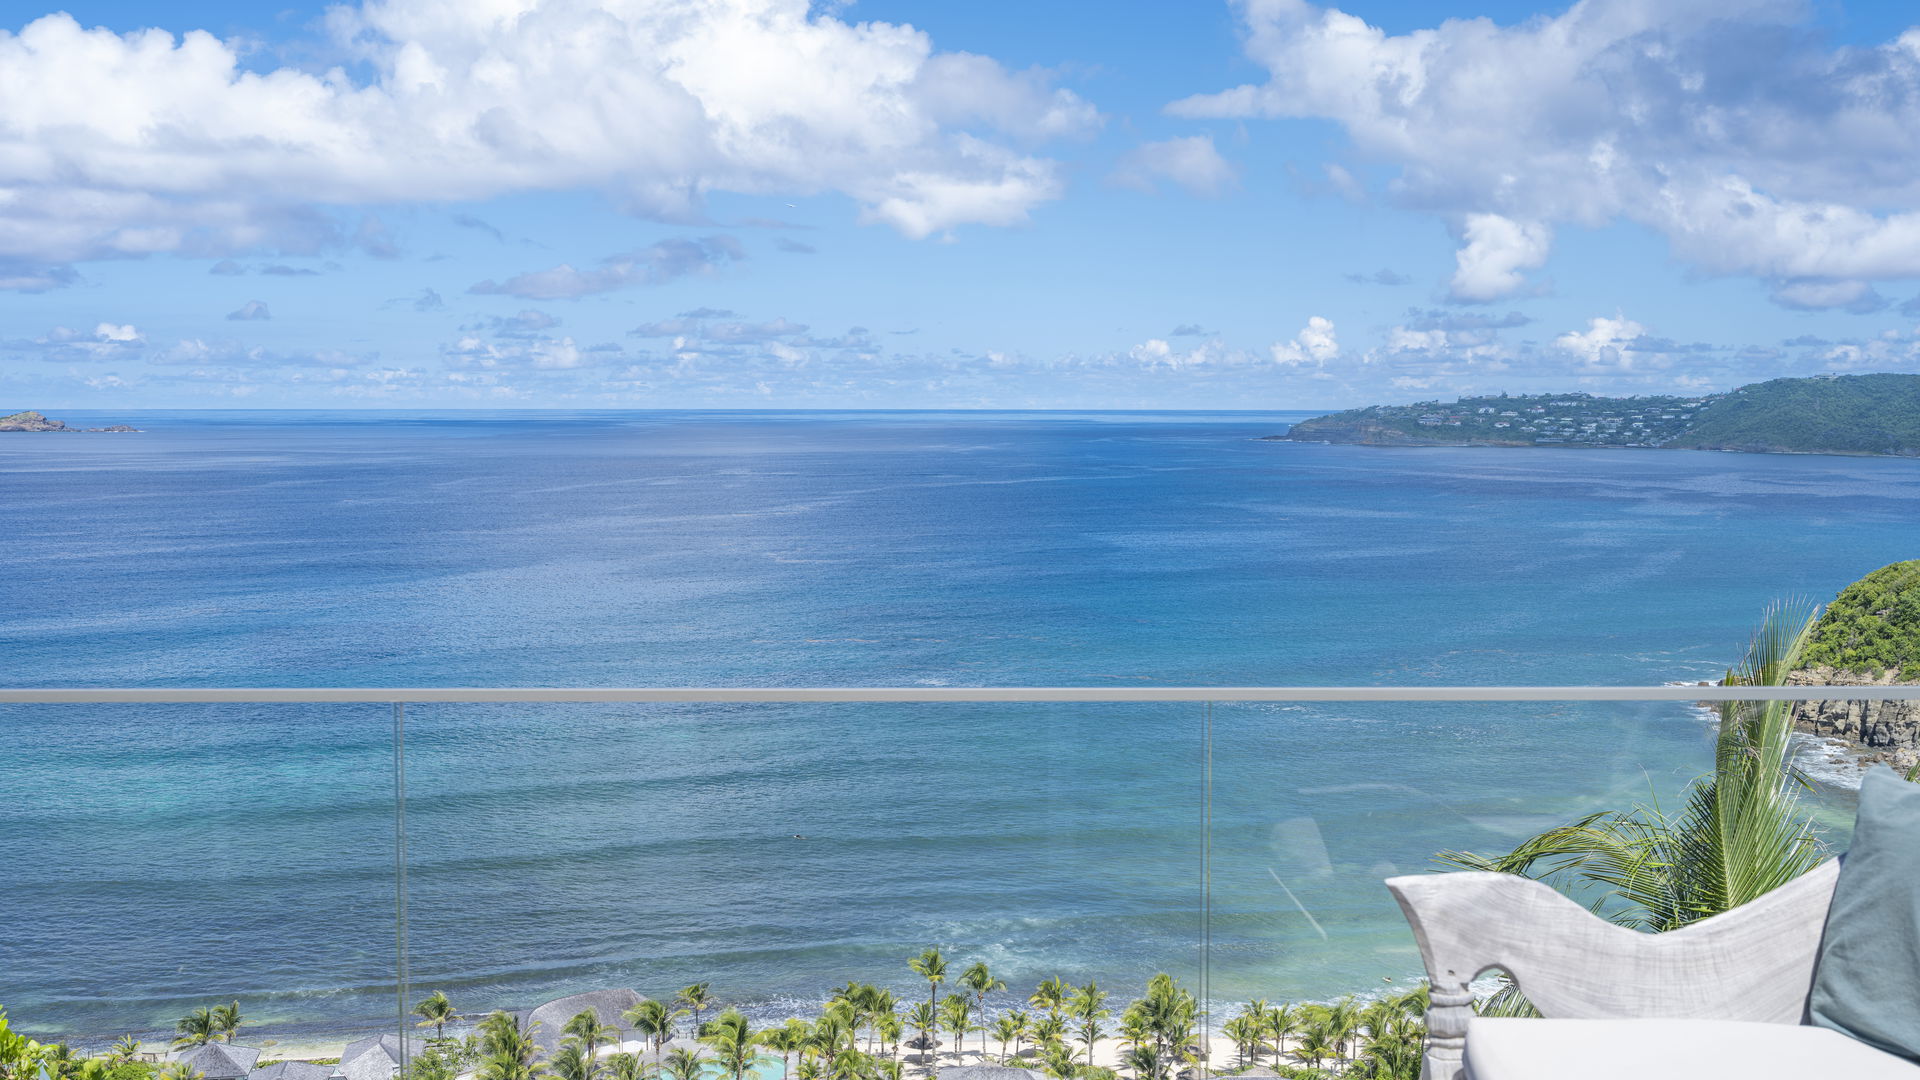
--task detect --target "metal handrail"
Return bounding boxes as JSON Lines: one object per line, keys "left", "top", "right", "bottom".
{"left": 2, "top": 685, "right": 1917, "bottom": 703}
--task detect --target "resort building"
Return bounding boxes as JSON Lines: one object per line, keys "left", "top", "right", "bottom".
{"left": 168, "top": 1044, "right": 260, "bottom": 1080}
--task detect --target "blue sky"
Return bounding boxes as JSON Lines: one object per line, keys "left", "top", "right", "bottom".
{"left": 5, "top": 0, "right": 1920, "bottom": 409}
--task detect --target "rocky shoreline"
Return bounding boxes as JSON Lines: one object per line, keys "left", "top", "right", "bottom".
{"left": 1787, "top": 667, "right": 1920, "bottom": 773}
{"left": 0, "top": 410, "right": 139, "bottom": 432}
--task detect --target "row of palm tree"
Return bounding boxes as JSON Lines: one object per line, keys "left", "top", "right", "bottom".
{"left": 401, "top": 956, "right": 1396, "bottom": 1080}
{"left": 1217, "top": 988, "right": 1425, "bottom": 1078}
{"left": 172, "top": 1003, "right": 241, "bottom": 1049}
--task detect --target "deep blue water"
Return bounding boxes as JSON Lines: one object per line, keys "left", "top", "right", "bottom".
{"left": 2, "top": 410, "right": 1916, "bottom": 1042}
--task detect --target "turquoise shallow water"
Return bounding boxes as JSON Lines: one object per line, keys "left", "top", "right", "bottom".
{"left": 1, "top": 410, "right": 1915, "bottom": 1041}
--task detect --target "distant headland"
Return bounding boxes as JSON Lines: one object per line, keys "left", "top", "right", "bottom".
{"left": 0, "top": 410, "right": 140, "bottom": 433}
{"left": 1270, "top": 373, "right": 1920, "bottom": 457}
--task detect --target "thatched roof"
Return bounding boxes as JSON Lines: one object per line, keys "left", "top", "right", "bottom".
{"left": 521, "top": 989, "right": 646, "bottom": 1057}
{"left": 334, "top": 1034, "right": 423, "bottom": 1080}
{"left": 169, "top": 1044, "right": 261, "bottom": 1080}
{"left": 250, "top": 1062, "right": 334, "bottom": 1080}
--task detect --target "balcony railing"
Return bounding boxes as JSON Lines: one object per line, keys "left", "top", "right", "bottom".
{"left": 4, "top": 685, "right": 1914, "bottom": 1077}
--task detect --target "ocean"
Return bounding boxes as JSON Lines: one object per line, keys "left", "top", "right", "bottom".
{"left": 2, "top": 410, "right": 1915, "bottom": 1043}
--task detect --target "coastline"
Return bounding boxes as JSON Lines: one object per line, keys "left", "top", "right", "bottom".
{"left": 1266, "top": 435, "right": 1915, "bottom": 460}
{"left": 117, "top": 1014, "right": 1376, "bottom": 1076}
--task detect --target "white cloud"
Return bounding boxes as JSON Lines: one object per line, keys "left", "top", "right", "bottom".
{"left": 11, "top": 321, "right": 146, "bottom": 360}
{"left": 153, "top": 338, "right": 366, "bottom": 368}
{"left": 445, "top": 333, "right": 591, "bottom": 371}
{"left": 1768, "top": 279, "right": 1889, "bottom": 314}
{"left": 1173, "top": 0, "right": 1920, "bottom": 305}
{"left": 1807, "top": 326, "right": 1920, "bottom": 371}
{"left": 1109, "top": 135, "right": 1238, "bottom": 197}
{"left": 1555, "top": 315, "right": 1648, "bottom": 369}
{"left": 1449, "top": 214, "right": 1550, "bottom": 303}
{"left": 0, "top": 3, "right": 1098, "bottom": 270}
{"left": 1269, "top": 315, "right": 1339, "bottom": 367}
{"left": 468, "top": 237, "right": 744, "bottom": 300}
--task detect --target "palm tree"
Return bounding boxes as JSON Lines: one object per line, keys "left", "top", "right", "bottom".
{"left": 415, "top": 992, "right": 457, "bottom": 1043}
{"left": 1119, "top": 1044, "right": 1158, "bottom": 1080}
{"left": 1292, "top": 1017, "right": 1337, "bottom": 1072}
{"left": 958, "top": 963, "right": 1006, "bottom": 1058}
{"left": 674, "top": 985, "right": 714, "bottom": 1042}
{"left": 825, "top": 1049, "right": 867, "bottom": 1080}
{"left": 1028, "top": 1013, "right": 1065, "bottom": 1056}
{"left": 1322, "top": 997, "right": 1359, "bottom": 1065}
{"left": 1038, "top": 1042, "right": 1077, "bottom": 1080}
{"left": 758, "top": 1019, "right": 806, "bottom": 1079}
{"left": 109, "top": 1036, "right": 141, "bottom": 1063}
{"left": 874, "top": 1009, "right": 902, "bottom": 1061}
{"left": 699, "top": 1010, "right": 767, "bottom": 1080}
{"left": 1346, "top": 1020, "right": 1420, "bottom": 1080}
{"left": 991, "top": 1012, "right": 1027, "bottom": 1064}
{"left": 601, "top": 1054, "right": 647, "bottom": 1080}
{"left": 1028, "top": 978, "right": 1069, "bottom": 1025}
{"left": 1219, "top": 1014, "right": 1258, "bottom": 1068}
{"left": 904, "top": 1002, "right": 937, "bottom": 1065}
{"left": 172, "top": 1008, "right": 217, "bottom": 1049}
{"left": 1261, "top": 1003, "right": 1297, "bottom": 1064}
{"left": 1066, "top": 984, "right": 1107, "bottom": 1068}
{"left": 564, "top": 1010, "right": 620, "bottom": 1066}
{"left": 546, "top": 1045, "right": 595, "bottom": 1080}
{"left": 156, "top": 1064, "right": 202, "bottom": 1080}
{"left": 827, "top": 984, "right": 864, "bottom": 1051}
{"left": 658, "top": 1048, "right": 704, "bottom": 1080}
{"left": 1115, "top": 1013, "right": 1154, "bottom": 1080}
{"left": 907, "top": 948, "right": 947, "bottom": 1029}
{"left": 622, "top": 1001, "right": 673, "bottom": 1054}
{"left": 937, "top": 994, "right": 975, "bottom": 1065}
{"left": 1438, "top": 602, "right": 1829, "bottom": 1011}
{"left": 866, "top": 988, "right": 897, "bottom": 1057}
{"left": 478, "top": 1011, "right": 543, "bottom": 1080}
{"left": 808, "top": 1008, "right": 854, "bottom": 1065}
{"left": 211, "top": 1003, "right": 241, "bottom": 1044}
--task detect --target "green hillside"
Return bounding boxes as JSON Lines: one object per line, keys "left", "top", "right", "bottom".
{"left": 1801, "top": 560, "right": 1920, "bottom": 680}
{"left": 1664, "top": 374, "right": 1920, "bottom": 455}
{"left": 1275, "top": 373, "right": 1920, "bottom": 456}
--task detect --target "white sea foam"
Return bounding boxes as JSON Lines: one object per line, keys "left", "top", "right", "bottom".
{"left": 1790, "top": 731, "right": 1867, "bottom": 790}
{"left": 1678, "top": 696, "right": 1867, "bottom": 791}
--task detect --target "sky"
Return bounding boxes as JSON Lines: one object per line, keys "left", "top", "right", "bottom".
{"left": 5, "top": 0, "right": 1920, "bottom": 409}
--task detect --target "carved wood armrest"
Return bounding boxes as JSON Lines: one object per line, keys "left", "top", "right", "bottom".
{"left": 1385, "top": 860, "right": 1838, "bottom": 1080}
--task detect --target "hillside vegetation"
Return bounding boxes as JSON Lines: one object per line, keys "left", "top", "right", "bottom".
{"left": 1665, "top": 374, "right": 1920, "bottom": 455}
{"left": 1800, "top": 560, "right": 1920, "bottom": 680}
{"left": 1277, "top": 373, "right": 1920, "bottom": 457}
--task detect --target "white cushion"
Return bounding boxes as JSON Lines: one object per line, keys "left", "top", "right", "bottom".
{"left": 1465, "top": 1017, "right": 1920, "bottom": 1079}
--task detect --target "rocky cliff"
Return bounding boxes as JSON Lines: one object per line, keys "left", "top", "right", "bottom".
{"left": 1789, "top": 666, "right": 1920, "bottom": 771}
{"left": 1789, "top": 560, "right": 1920, "bottom": 768}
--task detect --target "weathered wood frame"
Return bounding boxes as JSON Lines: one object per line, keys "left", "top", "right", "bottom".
{"left": 1386, "top": 861, "right": 1842, "bottom": 1080}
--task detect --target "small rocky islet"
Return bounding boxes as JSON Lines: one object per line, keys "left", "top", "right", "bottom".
{"left": 0, "top": 410, "right": 139, "bottom": 433}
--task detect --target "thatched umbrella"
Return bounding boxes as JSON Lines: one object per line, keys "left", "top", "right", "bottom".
{"left": 522, "top": 989, "right": 647, "bottom": 1059}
